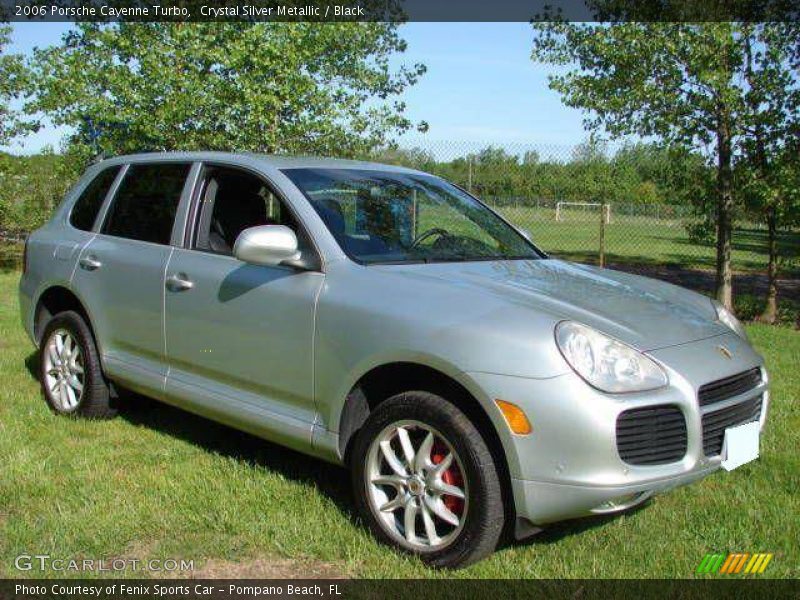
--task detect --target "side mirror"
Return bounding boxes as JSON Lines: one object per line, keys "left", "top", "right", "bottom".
{"left": 233, "top": 225, "right": 301, "bottom": 267}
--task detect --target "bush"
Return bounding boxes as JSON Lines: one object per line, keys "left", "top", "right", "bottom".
{"left": 0, "top": 152, "right": 75, "bottom": 234}
{"left": 685, "top": 219, "right": 716, "bottom": 245}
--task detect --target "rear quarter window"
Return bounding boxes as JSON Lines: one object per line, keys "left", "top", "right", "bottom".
{"left": 102, "top": 163, "right": 191, "bottom": 245}
{"left": 69, "top": 166, "right": 121, "bottom": 231}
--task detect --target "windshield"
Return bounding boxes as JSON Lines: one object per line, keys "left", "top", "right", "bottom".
{"left": 282, "top": 168, "right": 542, "bottom": 265}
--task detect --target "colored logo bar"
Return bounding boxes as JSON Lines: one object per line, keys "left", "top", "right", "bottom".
{"left": 696, "top": 553, "right": 773, "bottom": 574}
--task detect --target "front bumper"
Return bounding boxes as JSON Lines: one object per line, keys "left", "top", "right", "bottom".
{"left": 466, "top": 331, "right": 768, "bottom": 529}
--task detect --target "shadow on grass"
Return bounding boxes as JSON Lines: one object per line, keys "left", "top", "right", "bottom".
{"left": 24, "top": 352, "right": 38, "bottom": 379}
{"left": 504, "top": 501, "right": 651, "bottom": 551}
{"left": 120, "top": 389, "right": 646, "bottom": 556}
{"left": 25, "top": 353, "right": 636, "bottom": 551}
{"left": 546, "top": 251, "right": 800, "bottom": 305}
{"left": 120, "top": 386, "right": 658, "bottom": 555}
{"left": 26, "top": 350, "right": 635, "bottom": 556}
{"left": 549, "top": 226, "right": 799, "bottom": 277}
{"left": 26, "top": 349, "right": 356, "bottom": 526}
{"left": 116, "top": 389, "right": 357, "bottom": 520}
{"left": 733, "top": 227, "right": 800, "bottom": 258}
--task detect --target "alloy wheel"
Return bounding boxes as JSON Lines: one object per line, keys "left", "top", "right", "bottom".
{"left": 43, "top": 328, "right": 85, "bottom": 412}
{"left": 365, "top": 419, "right": 468, "bottom": 550}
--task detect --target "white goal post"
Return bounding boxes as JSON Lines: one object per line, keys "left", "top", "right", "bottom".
{"left": 555, "top": 202, "right": 612, "bottom": 223}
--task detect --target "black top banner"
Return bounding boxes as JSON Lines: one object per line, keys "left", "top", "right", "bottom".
{"left": 3, "top": 0, "right": 800, "bottom": 22}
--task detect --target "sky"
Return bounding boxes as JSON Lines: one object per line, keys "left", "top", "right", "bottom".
{"left": 3, "top": 22, "right": 590, "bottom": 155}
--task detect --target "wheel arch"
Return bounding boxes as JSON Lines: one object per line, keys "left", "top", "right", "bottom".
{"left": 337, "top": 360, "right": 515, "bottom": 528}
{"left": 34, "top": 285, "right": 97, "bottom": 347}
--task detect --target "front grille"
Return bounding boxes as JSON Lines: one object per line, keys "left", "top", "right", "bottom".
{"left": 616, "top": 405, "right": 687, "bottom": 465}
{"left": 701, "top": 395, "right": 762, "bottom": 457}
{"left": 698, "top": 368, "right": 761, "bottom": 407}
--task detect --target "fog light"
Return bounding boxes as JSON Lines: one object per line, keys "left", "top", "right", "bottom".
{"left": 495, "top": 399, "right": 532, "bottom": 435}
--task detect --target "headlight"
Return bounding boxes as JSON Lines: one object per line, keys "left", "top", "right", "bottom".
{"left": 711, "top": 300, "right": 748, "bottom": 340}
{"left": 555, "top": 321, "right": 668, "bottom": 393}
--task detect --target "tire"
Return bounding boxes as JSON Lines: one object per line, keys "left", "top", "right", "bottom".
{"left": 39, "top": 310, "right": 116, "bottom": 419}
{"left": 351, "top": 391, "right": 504, "bottom": 568}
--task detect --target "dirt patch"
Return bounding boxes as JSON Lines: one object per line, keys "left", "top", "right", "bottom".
{"left": 608, "top": 262, "right": 800, "bottom": 304}
{"left": 122, "top": 539, "right": 160, "bottom": 561}
{"left": 115, "top": 541, "right": 344, "bottom": 579}
{"left": 189, "top": 557, "right": 346, "bottom": 579}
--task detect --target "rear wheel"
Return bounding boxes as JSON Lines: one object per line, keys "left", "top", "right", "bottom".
{"left": 351, "top": 391, "right": 504, "bottom": 568}
{"left": 39, "top": 311, "right": 116, "bottom": 419}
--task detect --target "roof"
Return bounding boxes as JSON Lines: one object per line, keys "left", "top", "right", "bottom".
{"left": 96, "top": 151, "right": 424, "bottom": 174}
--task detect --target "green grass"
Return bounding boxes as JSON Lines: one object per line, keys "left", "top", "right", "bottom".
{"left": 0, "top": 270, "right": 798, "bottom": 579}
{"left": 493, "top": 205, "right": 800, "bottom": 276}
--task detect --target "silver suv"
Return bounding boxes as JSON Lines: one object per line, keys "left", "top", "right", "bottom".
{"left": 20, "top": 153, "right": 768, "bottom": 568}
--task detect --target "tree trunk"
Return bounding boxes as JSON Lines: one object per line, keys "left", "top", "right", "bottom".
{"left": 759, "top": 206, "right": 779, "bottom": 323}
{"left": 715, "top": 119, "right": 734, "bottom": 310}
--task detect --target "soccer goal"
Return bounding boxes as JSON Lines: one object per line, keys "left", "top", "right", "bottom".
{"left": 555, "top": 202, "right": 612, "bottom": 223}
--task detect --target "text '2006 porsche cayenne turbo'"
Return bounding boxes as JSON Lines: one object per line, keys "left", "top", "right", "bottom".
{"left": 20, "top": 153, "right": 768, "bottom": 568}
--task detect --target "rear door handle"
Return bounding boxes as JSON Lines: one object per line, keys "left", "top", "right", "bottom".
{"left": 79, "top": 256, "right": 102, "bottom": 271}
{"left": 166, "top": 274, "right": 194, "bottom": 292}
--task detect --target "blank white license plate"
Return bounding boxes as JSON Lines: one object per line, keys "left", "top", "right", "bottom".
{"left": 721, "top": 421, "right": 760, "bottom": 471}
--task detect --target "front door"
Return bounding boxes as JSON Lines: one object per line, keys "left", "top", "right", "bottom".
{"left": 163, "top": 165, "right": 324, "bottom": 451}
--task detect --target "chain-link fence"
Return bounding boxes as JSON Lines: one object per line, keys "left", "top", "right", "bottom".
{"left": 2, "top": 140, "right": 799, "bottom": 310}
{"left": 371, "top": 139, "right": 799, "bottom": 307}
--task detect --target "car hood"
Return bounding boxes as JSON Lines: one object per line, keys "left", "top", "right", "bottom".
{"left": 374, "top": 258, "right": 728, "bottom": 351}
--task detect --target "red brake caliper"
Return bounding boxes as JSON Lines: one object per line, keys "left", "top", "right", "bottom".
{"left": 431, "top": 441, "right": 465, "bottom": 516}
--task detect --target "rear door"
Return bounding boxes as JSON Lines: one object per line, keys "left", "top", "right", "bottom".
{"left": 72, "top": 161, "right": 195, "bottom": 396}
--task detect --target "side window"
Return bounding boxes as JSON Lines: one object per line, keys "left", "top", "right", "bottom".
{"left": 193, "top": 166, "right": 310, "bottom": 256}
{"left": 102, "top": 163, "right": 191, "bottom": 245}
{"left": 69, "top": 166, "right": 121, "bottom": 231}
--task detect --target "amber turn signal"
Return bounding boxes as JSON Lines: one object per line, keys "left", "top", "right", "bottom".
{"left": 495, "top": 399, "right": 532, "bottom": 435}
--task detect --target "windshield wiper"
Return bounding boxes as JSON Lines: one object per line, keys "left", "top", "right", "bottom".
{"left": 366, "top": 254, "right": 538, "bottom": 265}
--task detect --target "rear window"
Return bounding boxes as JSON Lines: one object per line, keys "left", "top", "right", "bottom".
{"left": 102, "top": 163, "right": 191, "bottom": 245}
{"left": 69, "top": 166, "right": 121, "bottom": 231}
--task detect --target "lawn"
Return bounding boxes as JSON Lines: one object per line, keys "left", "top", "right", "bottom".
{"left": 492, "top": 205, "right": 800, "bottom": 277}
{"left": 0, "top": 269, "right": 797, "bottom": 579}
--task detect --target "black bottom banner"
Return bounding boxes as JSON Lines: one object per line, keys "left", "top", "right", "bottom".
{"left": 1, "top": 579, "right": 798, "bottom": 600}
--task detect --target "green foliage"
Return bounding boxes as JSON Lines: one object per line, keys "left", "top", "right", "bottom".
{"left": 529, "top": 22, "right": 780, "bottom": 149}
{"left": 531, "top": 21, "right": 800, "bottom": 307}
{"left": 734, "top": 292, "right": 800, "bottom": 327}
{"left": 737, "top": 24, "right": 800, "bottom": 232}
{"left": 373, "top": 141, "right": 713, "bottom": 208}
{"left": 3, "top": 142, "right": 711, "bottom": 236}
{"left": 28, "top": 22, "right": 426, "bottom": 161}
{"left": 0, "top": 24, "right": 34, "bottom": 144}
{"left": 685, "top": 220, "right": 716, "bottom": 246}
{"left": 0, "top": 152, "right": 71, "bottom": 234}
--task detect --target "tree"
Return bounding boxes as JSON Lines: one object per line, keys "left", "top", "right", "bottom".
{"left": 531, "top": 22, "right": 792, "bottom": 310}
{"left": 614, "top": 142, "right": 711, "bottom": 206}
{"left": 740, "top": 151, "right": 800, "bottom": 322}
{"left": 0, "top": 24, "right": 32, "bottom": 145}
{"left": 737, "top": 24, "right": 800, "bottom": 323}
{"left": 370, "top": 146, "right": 437, "bottom": 171}
{"left": 28, "top": 22, "right": 426, "bottom": 160}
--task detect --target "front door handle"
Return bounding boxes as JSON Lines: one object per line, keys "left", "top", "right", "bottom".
{"left": 79, "top": 256, "right": 102, "bottom": 271}
{"left": 166, "top": 274, "right": 194, "bottom": 292}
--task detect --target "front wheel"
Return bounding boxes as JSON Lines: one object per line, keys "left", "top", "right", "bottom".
{"left": 351, "top": 391, "right": 504, "bottom": 568}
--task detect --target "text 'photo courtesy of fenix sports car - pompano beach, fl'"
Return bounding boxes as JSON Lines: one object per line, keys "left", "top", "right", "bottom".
{"left": 19, "top": 152, "right": 769, "bottom": 568}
